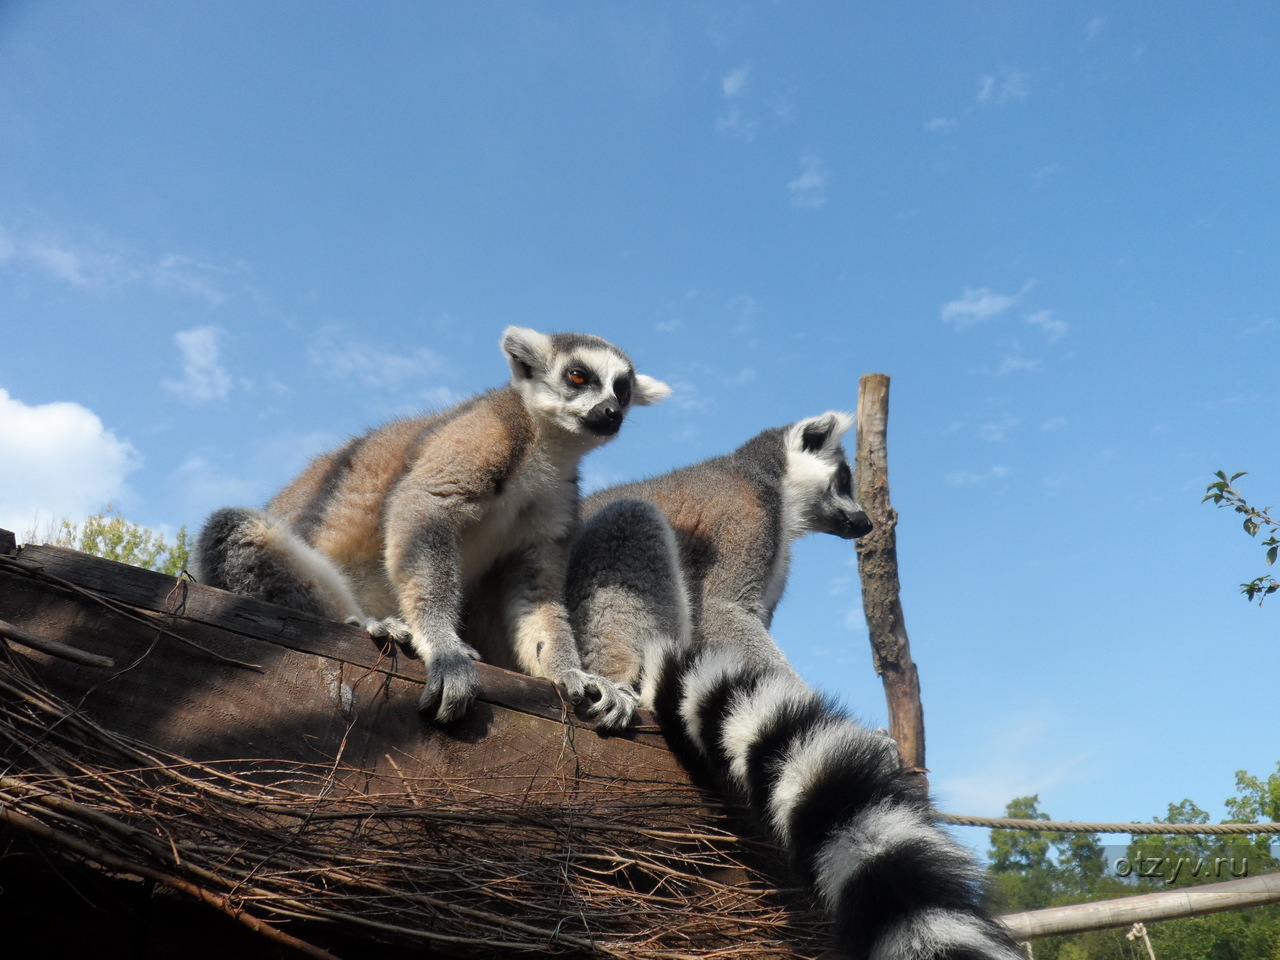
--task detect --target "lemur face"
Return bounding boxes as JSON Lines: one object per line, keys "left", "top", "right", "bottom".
{"left": 785, "top": 412, "right": 873, "bottom": 541}
{"left": 502, "top": 327, "right": 670, "bottom": 442}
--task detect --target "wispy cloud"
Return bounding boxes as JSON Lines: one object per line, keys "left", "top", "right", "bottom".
{"left": 163, "top": 325, "right": 233, "bottom": 404}
{"left": 945, "top": 465, "right": 1009, "bottom": 485}
{"left": 787, "top": 155, "right": 829, "bottom": 209}
{"left": 1026, "top": 309, "right": 1067, "bottom": 341}
{"left": 0, "top": 389, "right": 142, "bottom": 535}
{"left": 1085, "top": 17, "right": 1106, "bottom": 41}
{"left": 721, "top": 64, "right": 750, "bottom": 98}
{"left": 726, "top": 294, "right": 761, "bottom": 340}
{"left": 1032, "top": 164, "right": 1060, "bottom": 189}
{"left": 0, "top": 221, "right": 234, "bottom": 304}
{"left": 941, "top": 283, "right": 1033, "bottom": 328}
{"left": 715, "top": 63, "right": 759, "bottom": 139}
{"left": 715, "top": 104, "right": 759, "bottom": 140}
{"left": 655, "top": 317, "right": 683, "bottom": 333}
{"left": 925, "top": 117, "right": 958, "bottom": 134}
{"left": 1041, "top": 417, "right": 1068, "bottom": 432}
{"left": 308, "top": 332, "right": 445, "bottom": 388}
{"left": 978, "top": 71, "right": 1030, "bottom": 106}
{"left": 997, "top": 352, "right": 1039, "bottom": 375}
{"left": 979, "top": 416, "right": 1019, "bottom": 442}
{"left": 938, "top": 712, "right": 1092, "bottom": 816}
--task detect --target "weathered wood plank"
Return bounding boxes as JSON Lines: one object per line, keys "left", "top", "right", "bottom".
{"left": 0, "top": 548, "right": 675, "bottom": 787}
{"left": 4, "top": 544, "right": 669, "bottom": 747}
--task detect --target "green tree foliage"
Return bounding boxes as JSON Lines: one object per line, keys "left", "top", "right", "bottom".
{"left": 987, "top": 795, "right": 1106, "bottom": 913}
{"left": 1204, "top": 471, "right": 1279, "bottom": 604}
{"left": 26, "top": 507, "right": 189, "bottom": 576}
{"left": 991, "top": 769, "right": 1280, "bottom": 960}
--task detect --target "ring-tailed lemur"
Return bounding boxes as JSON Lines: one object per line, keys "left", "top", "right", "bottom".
{"left": 567, "top": 411, "right": 872, "bottom": 695}
{"left": 193, "top": 327, "right": 670, "bottom": 729}
{"left": 567, "top": 414, "right": 1021, "bottom": 958}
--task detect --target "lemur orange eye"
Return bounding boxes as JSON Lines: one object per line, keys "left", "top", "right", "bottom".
{"left": 567, "top": 368, "right": 588, "bottom": 386}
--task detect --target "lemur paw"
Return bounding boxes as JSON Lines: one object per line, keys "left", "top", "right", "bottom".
{"left": 417, "top": 642, "right": 482, "bottom": 724}
{"left": 346, "top": 616, "right": 416, "bottom": 658}
{"left": 560, "top": 669, "right": 638, "bottom": 732}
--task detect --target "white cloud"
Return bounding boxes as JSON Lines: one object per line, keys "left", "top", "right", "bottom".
{"left": 308, "top": 332, "right": 445, "bottom": 388}
{"left": 945, "top": 465, "right": 1009, "bottom": 485}
{"left": 721, "top": 64, "right": 750, "bottom": 98}
{"left": 655, "top": 317, "right": 683, "bottom": 333}
{"left": 941, "top": 286, "right": 1023, "bottom": 327}
{"left": 0, "top": 389, "right": 142, "bottom": 536}
{"left": 1041, "top": 417, "right": 1068, "bottom": 432}
{"left": 1085, "top": 17, "right": 1106, "bottom": 41}
{"left": 925, "top": 117, "right": 958, "bottom": 134}
{"left": 0, "top": 221, "right": 232, "bottom": 303}
{"left": 997, "top": 353, "right": 1038, "bottom": 375}
{"left": 787, "top": 155, "right": 829, "bottom": 209}
{"left": 163, "top": 325, "right": 233, "bottom": 404}
{"left": 979, "top": 416, "right": 1019, "bottom": 442}
{"left": 978, "top": 71, "right": 1030, "bottom": 105}
{"left": 1026, "top": 309, "right": 1068, "bottom": 341}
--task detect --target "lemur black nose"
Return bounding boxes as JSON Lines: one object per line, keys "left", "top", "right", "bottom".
{"left": 584, "top": 398, "right": 623, "bottom": 436}
{"left": 847, "top": 510, "right": 873, "bottom": 539}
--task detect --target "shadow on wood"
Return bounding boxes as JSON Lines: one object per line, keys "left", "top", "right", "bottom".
{"left": 0, "top": 535, "right": 831, "bottom": 959}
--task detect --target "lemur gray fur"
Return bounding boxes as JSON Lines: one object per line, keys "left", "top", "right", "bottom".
{"left": 566, "top": 411, "right": 873, "bottom": 699}
{"left": 192, "top": 326, "right": 670, "bottom": 729}
{"left": 567, "top": 415, "right": 1021, "bottom": 958}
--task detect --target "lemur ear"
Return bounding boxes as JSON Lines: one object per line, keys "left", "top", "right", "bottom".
{"left": 501, "top": 326, "right": 553, "bottom": 381}
{"left": 630, "top": 374, "right": 672, "bottom": 406}
{"left": 791, "top": 411, "right": 855, "bottom": 455}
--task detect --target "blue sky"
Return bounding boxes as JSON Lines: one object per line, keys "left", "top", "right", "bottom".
{"left": 2, "top": 2, "right": 1276, "bottom": 851}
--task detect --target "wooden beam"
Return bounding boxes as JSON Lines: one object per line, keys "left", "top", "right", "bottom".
{"left": 853, "top": 373, "right": 928, "bottom": 795}
{"left": 1001, "top": 872, "right": 1280, "bottom": 940}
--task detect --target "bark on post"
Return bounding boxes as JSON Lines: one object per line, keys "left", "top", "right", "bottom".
{"left": 854, "top": 374, "right": 928, "bottom": 796}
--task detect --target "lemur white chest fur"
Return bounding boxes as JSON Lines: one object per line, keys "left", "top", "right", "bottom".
{"left": 455, "top": 434, "right": 581, "bottom": 586}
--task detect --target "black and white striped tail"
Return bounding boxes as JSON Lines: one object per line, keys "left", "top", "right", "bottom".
{"left": 652, "top": 645, "right": 1021, "bottom": 960}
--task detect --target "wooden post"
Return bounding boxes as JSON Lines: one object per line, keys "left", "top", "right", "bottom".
{"left": 854, "top": 374, "right": 928, "bottom": 796}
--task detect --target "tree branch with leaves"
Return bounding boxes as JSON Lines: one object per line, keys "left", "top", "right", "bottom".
{"left": 1203, "top": 471, "right": 1278, "bottom": 605}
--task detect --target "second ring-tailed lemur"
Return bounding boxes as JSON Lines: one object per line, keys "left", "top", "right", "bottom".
{"left": 566, "top": 414, "right": 1022, "bottom": 958}
{"left": 193, "top": 326, "right": 670, "bottom": 729}
{"left": 566, "top": 411, "right": 872, "bottom": 696}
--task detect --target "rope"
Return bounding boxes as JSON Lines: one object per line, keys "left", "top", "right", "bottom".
{"left": 937, "top": 814, "right": 1280, "bottom": 835}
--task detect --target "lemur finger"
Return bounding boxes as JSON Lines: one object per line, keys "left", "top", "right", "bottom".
{"left": 418, "top": 644, "right": 481, "bottom": 724}
{"left": 591, "top": 681, "right": 639, "bottom": 732}
{"left": 558, "top": 670, "right": 587, "bottom": 705}
{"left": 348, "top": 616, "right": 420, "bottom": 659}
{"left": 570, "top": 671, "right": 638, "bottom": 731}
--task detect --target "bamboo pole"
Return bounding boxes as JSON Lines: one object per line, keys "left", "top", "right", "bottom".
{"left": 1000, "top": 872, "right": 1280, "bottom": 940}
{"left": 853, "top": 374, "right": 928, "bottom": 796}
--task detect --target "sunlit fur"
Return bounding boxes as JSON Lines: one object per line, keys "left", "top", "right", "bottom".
{"left": 569, "top": 414, "right": 1019, "bottom": 957}
{"left": 652, "top": 646, "right": 1024, "bottom": 959}
{"left": 193, "top": 326, "right": 668, "bottom": 729}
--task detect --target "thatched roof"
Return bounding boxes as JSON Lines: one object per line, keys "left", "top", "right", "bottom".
{"left": 0, "top": 533, "right": 831, "bottom": 959}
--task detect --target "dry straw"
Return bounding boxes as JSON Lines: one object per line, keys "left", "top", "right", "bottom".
{"left": 0, "top": 640, "right": 829, "bottom": 959}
